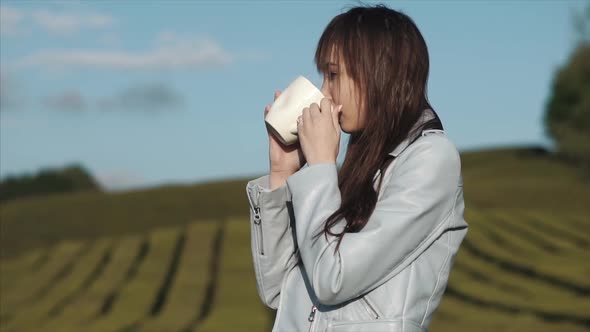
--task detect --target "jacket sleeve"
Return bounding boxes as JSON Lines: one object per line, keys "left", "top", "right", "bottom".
{"left": 246, "top": 174, "right": 299, "bottom": 309}
{"left": 285, "top": 135, "right": 462, "bottom": 306}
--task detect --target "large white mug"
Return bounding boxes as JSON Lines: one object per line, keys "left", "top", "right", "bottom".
{"left": 265, "top": 75, "right": 325, "bottom": 146}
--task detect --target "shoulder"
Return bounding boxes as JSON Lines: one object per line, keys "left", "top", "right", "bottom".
{"left": 400, "top": 132, "right": 459, "bottom": 166}
{"left": 388, "top": 132, "right": 461, "bottom": 186}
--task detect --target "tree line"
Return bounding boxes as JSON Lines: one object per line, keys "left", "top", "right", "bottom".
{"left": 0, "top": 164, "right": 102, "bottom": 203}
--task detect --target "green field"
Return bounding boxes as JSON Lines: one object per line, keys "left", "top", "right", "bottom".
{"left": 0, "top": 147, "right": 589, "bottom": 331}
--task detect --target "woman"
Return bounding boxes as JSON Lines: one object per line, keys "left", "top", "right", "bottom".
{"left": 246, "top": 4, "right": 467, "bottom": 332}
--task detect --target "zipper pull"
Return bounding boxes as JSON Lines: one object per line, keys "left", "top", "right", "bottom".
{"left": 248, "top": 186, "right": 261, "bottom": 225}
{"left": 251, "top": 189, "right": 264, "bottom": 255}
{"left": 308, "top": 305, "right": 317, "bottom": 322}
{"left": 253, "top": 206, "right": 261, "bottom": 225}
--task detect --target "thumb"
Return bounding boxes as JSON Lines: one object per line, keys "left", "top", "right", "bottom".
{"left": 331, "top": 104, "right": 343, "bottom": 131}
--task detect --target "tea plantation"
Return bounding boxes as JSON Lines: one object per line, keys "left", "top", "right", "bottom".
{"left": 1, "top": 147, "right": 588, "bottom": 331}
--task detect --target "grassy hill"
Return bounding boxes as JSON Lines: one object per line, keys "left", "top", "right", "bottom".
{"left": 0, "top": 146, "right": 589, "bottom": 331}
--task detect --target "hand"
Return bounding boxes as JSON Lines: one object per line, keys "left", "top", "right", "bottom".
{"left": 296, "top": 97, "right": 342, "bottom": 166}
{"left": 265, "top": 90, "right": 306, "bottom": 178}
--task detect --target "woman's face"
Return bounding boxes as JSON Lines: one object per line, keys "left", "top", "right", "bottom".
{"left": 320, "top": 52, "right": 366, "bottom": 133}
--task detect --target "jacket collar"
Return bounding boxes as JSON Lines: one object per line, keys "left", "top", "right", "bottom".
{"left": 388, "top": 108, "right": 436, "bottom": 157}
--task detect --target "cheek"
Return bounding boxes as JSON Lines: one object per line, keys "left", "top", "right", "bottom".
{"left": 331, "top": 82, "right": 343, "bottom": 103}
{"left": 330, "top": 89, "right": 339, "bottom": 104}
{"left": 342, "top": 104, "right": 364, "bottom": 130}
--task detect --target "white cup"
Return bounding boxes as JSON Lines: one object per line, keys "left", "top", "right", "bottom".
{"left": 265, "top": 75, "right": 325, "bottom": 146}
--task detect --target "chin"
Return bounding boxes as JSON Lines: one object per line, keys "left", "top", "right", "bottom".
{"left": 339, "top": 120, "right": 350, "bottom": 133}
{"left": 340, "top": 123, "right": 351, "bottom": 133}
{"left": 341, "top": 127, "right": 353, "bottom": 134}
{"left": 340, "top": 122, "right": 359, "bottom": 134}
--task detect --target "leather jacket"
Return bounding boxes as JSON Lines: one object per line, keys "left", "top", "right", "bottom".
{"left": 245, "top": 109, "right": 468, "bottom": 332}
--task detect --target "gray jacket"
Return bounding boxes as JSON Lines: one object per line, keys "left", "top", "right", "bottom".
{"left": 245, "top": 110, "right": 468, "bottom": 332}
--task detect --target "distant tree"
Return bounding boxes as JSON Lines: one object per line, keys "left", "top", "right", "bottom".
{"left": 0, "top": 164, "right": 102, "bottom": 203}
{"left": 572, "top": 1, "right": 590, "bottom": 43}
{"left": 544, "top": 2, "right": 590, "bottom": 171}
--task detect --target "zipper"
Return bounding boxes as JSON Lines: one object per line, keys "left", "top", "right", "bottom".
{"left": 254, "top": 206, "right": 264, "bottom": 255}
{"left": 361, "top": 296, "right": 380, "bottom": 319}
{"left": 248, "top": 186, "right": 265, "bottom": 255}
{"left": 307, "top": 305, "right": 318, "bottom": 332}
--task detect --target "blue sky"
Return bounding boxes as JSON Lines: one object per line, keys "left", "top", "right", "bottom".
{"left": 0, "top": 0, "right": 585, "bottom": 191}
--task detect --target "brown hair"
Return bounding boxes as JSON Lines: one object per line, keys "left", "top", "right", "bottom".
{"left": 313, "top": 4, "right": 443, "bottom": 253}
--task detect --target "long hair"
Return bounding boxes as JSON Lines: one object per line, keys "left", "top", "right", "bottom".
{"left": 313, "top": 4, "right": 443, "bottom": 253}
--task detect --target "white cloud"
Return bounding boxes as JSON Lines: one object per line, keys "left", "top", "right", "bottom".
{"left": 0, "top": 5, "right": 114, "bottom": 37}
{"left": 48, "top": 0, "right": 83, "bottom": 8}
{"left": 0, "top": 5, "right": 25, "bottom": 36}
{"left": 31, "top": 9, "right": 114, "bottom": 35}
{"left": 98, "top": 82, "right": 184, "bottom": 113}
{"left": 18, "top": 36, "right": 233, "bottom": 70}
{"left": 42, "top": 83, "right": 184, "bottom": 113}
{"left": 43, "top": 90, "right": 87, "bottom": 112}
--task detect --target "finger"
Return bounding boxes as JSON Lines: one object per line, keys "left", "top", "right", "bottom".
{"left": 331, "top": 104, "right": 343, "bottom": 131}
{"left": 291, "top": 117, "right": 301, "bottom": 135}
{"left": 309, "top": 103, "right": 321, "bottom": 118}
{"left": 302, "top": 107, "right": 312, "bottom": 124}
{"left": 320, "top": 97, "right": 332, "bottom": 118}
{"left": 274, "top": 90, "right": 282, "bottom": 101}
{"left": 264, "top": 104, "right": 271, "bottom": 116}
